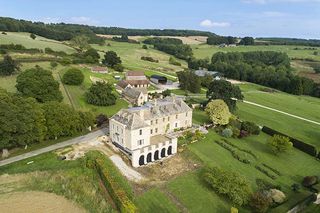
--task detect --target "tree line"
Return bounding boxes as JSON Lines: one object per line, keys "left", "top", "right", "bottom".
{"left": 0, "top": 88, "right": 94, "bottom": 150}
{"left": 256, "top": 37, "right": 320, "bottom": 47}
{"left": 188, "top": 51, "right": 320, "bottom": 98}
{"left": 0, "top": 16, "right": 216, "bottom": 42}
{"left": 143, "top": 37, "right": 193, "bottom": 60}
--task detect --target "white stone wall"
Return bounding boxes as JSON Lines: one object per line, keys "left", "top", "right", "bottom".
{"left": 109, "top": 119, "right": 126, "bottom": 146}
{"left": 126, "top": 126, "right": 150, "bottom": 150}
{"left": 131, "top": 137, "right": 177, "bottom": 167}
{"left": 147, "top": 110, "right": 192, "bottom": 137}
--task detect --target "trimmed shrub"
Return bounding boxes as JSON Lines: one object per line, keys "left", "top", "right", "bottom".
{"left": 302, "top": 176, "right": 318, "bottom": 187}
{"left": 267, "top": 134, "right": 293, "bottom": 155}
{"left": 262, "top": 126, "right": 318, "bottom": 157}
{"left": 262, "top": 163, "right": 281, "bottom": 176}
{"left": 222, "top": 128, "right": 233, "bottom": 138}
{"left": 255, "top": 165, "right": 277, "bottom": 180}
{"left": 214, "top": 140, "right": 251, "bottom": 164}
{"left": 62, "top": 68, "right": 84, "bottom": 85}
{"left": 268, "top": 189, "right": 286, "bottom": 204}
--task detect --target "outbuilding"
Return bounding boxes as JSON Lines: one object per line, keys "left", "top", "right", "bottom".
{"left": 150, "top": 75, "right": 167, "bottom": 84}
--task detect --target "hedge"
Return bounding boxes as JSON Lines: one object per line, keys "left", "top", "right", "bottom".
{"left": 85, "top": 151, "right": 136, "bottom": 213}
{"left": 262, "top": 126, "right": 318, "bottom": 157}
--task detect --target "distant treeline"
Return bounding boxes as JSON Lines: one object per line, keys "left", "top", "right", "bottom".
{"left": 207, "top": 36, "right": 237, "bottom": 45}
{"left": 0, "top": 16, "right": 216, "bottom": 43}
{"left": 143, "top": 37, "right": 193, "bottom": 60}
{"left": 189, "top": 51, "right": 320, "bottom": 98}
{"left": 256, "top": 37, "right": 320, "bottom": 47}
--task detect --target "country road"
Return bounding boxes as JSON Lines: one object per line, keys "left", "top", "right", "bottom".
{"left": 0, "top": 128, "right": 108, "bottom": 167}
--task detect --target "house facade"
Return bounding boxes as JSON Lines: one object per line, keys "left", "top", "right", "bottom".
{"left": 109, "top": 96, "right": 192, "bottom": 167}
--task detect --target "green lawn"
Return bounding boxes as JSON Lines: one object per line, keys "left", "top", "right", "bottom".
{"left": 179, "top": 130, "right": 320, "bottom": 212}
{"left": 167, "top": 171, "right": 237, "bottom": 213}
{"left": 192, "top": 108, "right": 210, "bottom": 125}
{"left": 192, "top": 44, "right": 320, "bottom": 61}
{"left": 135, "top": 189, "right": 180, "bottom": 213}
{"left": 237, "top": 83, "right": 320, "bottom": 148}
{"left": 0, "top": 32, "right": 75, "bottom": 53}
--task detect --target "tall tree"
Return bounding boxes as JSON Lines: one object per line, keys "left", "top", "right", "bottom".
{"left": 205, "top": 99, "right": 231, "bottom": 125}
{"left": 62, "top": 68, "right": 84, "bottom": 85}
{"left": 0, "top": 89, "right": 46, "bottom": 149}
{"left": 85, "top": 82, "right": 117, "bottom": 106}
{"left": 16, "top": 66, "right": 63, "bottom": 103}
{"left": 0, "top": 55, "right": 20, "bottom": 76}
{"left": 207, "top": 80, "right": 243, "bottom": 112}
{"left": 177, "top": 70, "right": 201, "bottom": 93}
{"left": 102, "top": 51, "right": 122, "bottom": 67}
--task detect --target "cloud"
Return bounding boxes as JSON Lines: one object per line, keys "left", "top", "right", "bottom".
{"left": 69, "top": 16, "right": 98, "bottom": 25}
{"left": 262, "top": 11, "right": 288, "bottom": 17}
{"left": 200, "top": 19, "right": 230, "bottom": 28}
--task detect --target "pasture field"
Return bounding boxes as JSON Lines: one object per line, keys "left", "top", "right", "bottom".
{"left": 192, "top": 44, "right": 320, "bottom": 61}
{"left": 237, "top": 83, "right": 320, "bottom": 147}
{"left": 91, "top": 40, "right": 187, "bottom": 73}
{"left": 0, "top": 32, "right": 75, "bottom": 53}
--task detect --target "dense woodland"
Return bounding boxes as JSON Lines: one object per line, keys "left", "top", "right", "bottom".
{"left": 256, "top": 37, "right": 320, "bottom": 47}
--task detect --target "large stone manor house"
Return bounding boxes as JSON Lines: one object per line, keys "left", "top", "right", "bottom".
{"left": 109, "top": 96, "right": 192, "bottom": 167}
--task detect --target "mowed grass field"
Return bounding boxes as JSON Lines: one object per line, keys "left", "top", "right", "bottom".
{"left": 192, "top": 44, "right": 320, "bottom": 61}
{"left": 165, "top": 129, "right": 319, "bottom": 212}
{"left": 236, "top": 83, "right": 320, "bottom": 147}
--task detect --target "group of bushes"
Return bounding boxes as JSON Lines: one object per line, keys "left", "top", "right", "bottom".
{"left": 169, "top": 56, "right": 181, "bottom": 66}
{"left": 84, "top": 151, "right": 136, "bottom": 212}
{"left": 202, "top": 166, "right": 252, "bottom": 206}
{"left": 220, "top": 118, "right": 261, "bottom": 139}
{"left": 255, "top": 165, "right": 277, "bottom": 180}
{"left": 141, "top": 56, "right": 158, "bottom": 63}
{"left": 0, "top": 43, "right": 42, "bottom": 54}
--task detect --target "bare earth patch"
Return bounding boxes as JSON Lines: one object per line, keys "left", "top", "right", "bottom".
{"left": 0, "top": 191, "right": 86, "bottom": 213}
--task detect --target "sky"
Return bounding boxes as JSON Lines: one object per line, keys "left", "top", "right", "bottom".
{"left": 0, "top": 0, "right": 319, "bottom": 39}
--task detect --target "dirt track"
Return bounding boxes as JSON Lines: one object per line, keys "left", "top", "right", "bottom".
{"left": 0, "top": 191, "right": 86, "bottom": 213}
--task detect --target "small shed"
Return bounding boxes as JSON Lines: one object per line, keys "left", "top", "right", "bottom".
{"left": 150, "top": 75, "right": 167, "bottom": 84}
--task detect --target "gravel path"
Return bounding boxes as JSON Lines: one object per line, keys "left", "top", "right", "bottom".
{"left": 110, "top": 155, "right": 144, "bottom": 182}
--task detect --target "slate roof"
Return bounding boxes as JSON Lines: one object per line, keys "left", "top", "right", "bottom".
{"left": 123, "top": 87, "right": 147, "bottom": 100}
{"left": 111, "top": 96, "right": 191, "bottom": 130}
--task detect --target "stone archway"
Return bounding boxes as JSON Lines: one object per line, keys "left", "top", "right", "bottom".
{"left": 139, "top": 155, "right": 145, "bottom": 166}
{"left": 154, "top": 150, "right": 159, "bottom": 160}
{"left": 161, "top": 148, "right": 166, "bottom": 158}
{"left": 167, "top": 146, "right": 172, "bottom": 155}
{"left": 147, "top": 153, "right": 152, "bottom": 163}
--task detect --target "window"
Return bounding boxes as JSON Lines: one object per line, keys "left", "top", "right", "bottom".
{"left": 163, "top": 118, "right": 165, "bottom": 122}
{"left": 186, "top": 112, "right": 188, "bottom": 117}
{"left": 155, "top": 128, "right": 158, "bottom": 133}
{"left": 138, "top": 139, "right": 144, "bottom": 146}
{"left": 151, "top": 120, "right": 153, "bottom": 125}
{"left": 156, "top": 119, "right": 158, "bottom": 124}
{"left": 175, "top": 123, "right": 178, "bottom": 128}
{"left": 139, "top": 129, "right": 142, "bottom": 135}
{"left": 185, "top": 120, "right": 187, "bottom": 125}
{"left": 116, "top": 126, "right": 119, "bottom": 131}
{"left": 176, "top": 115, "right": 178, "bottom": 119}
{"left": 150, "top": 129, "right": 153, "bottom": 134}
{"left": 168, "top": 117, "right": 170, "bottom": 121}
